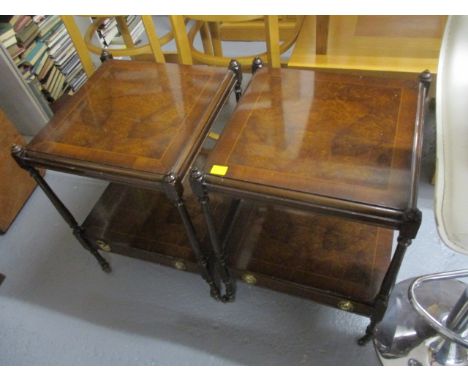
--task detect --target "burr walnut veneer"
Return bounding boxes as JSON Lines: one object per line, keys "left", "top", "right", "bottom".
{"left": 204, "top": 68, "right": 419, "bottom": 216}
{"left": 26, "top": 60, "right": 235, "bottom": 183}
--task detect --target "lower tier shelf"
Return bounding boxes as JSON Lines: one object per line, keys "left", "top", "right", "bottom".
{"left": 225, "top": 203, "right": 393, "bottom": 310}
{"left": 83, "top": 183, "right": 393, "bottom": 311}
{"left": 82, "top": 183, "right": 223, "bottom": 273}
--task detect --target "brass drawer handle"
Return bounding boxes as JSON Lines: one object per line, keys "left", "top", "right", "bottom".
{"left": 96, "top": 240, "right": 111, "bottom": 252}
{"left": 338, "top": 300, "right": 354, "bottom": 312}
{"left": 242, "top": 273, "right": 257, "bottom": 285}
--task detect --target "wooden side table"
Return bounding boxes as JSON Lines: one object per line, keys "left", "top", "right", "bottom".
{"left": 11, "top": 59, "right": 241, "bottom": 300}
{"left": 190, "top": 59, "right": 431, "bottom": 343}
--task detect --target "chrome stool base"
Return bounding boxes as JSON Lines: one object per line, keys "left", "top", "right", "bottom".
{"left": 373, "top": 278, "right": 468, "bottom": 366}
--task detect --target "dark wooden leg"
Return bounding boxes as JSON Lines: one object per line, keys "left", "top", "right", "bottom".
{"left": 162, "top": 173, "right": 222, "bottom": 301}
{"left": 252, "top": 56, "right": 264, "bottom": 74}
{"left": 190, "top": 169, "right": 236, "bottom": 302}
{"left": 358, "top": 209, "right": 422, "bottom": 345}
{"left": 229, "top": 59, "right": 242, "bottom": 102}
{"left": 11, "top": 145, "right": 111, "bottom": 273}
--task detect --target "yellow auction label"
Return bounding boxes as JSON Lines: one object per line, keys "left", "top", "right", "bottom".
{"left": 210, "top": 165, "right": 228, "bottom": 176}
{"left": 208, "top": 132, "right": 220, "bottom": 140}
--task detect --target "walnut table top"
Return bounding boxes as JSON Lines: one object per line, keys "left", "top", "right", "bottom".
{"left": 205, "top": 67, "right": 420, "bottom": 213}
{"left": 25, "top": 60, "right": 235, "bottom": 183}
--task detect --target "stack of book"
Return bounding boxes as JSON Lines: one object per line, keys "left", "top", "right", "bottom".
{"left": 16, "top": 15, "right": 67, "bottom": 102}
{"left": 96, "top": 16, "right": 144, "bottom": 49}
{"left": 42, "top": 16, "right": 86, "bottom": 95}
{"left": 0, "top": 15, "right": 88, "bottom": 105}
{"left": 2, "top": 16, "right": 44, "bottom": 94}
{"left": 15, "top": 15, "right": 39, "bottom": 48}
{"left": 0, "top": 17, "right": 24, "bottom": 61}
{"left": 96, "top": 17, "right": 119, "bottom": 46}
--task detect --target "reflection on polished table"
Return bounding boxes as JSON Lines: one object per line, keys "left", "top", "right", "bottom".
{"left": 204, "top": 68, "right": 418, "bottom": 211}
{"left": 12, "top": 59, "right": 238, "bottom": 300}
{"left": 191, "top": 62, "right": 431, "bottom": 344}
{"left": 26, "top": 60, "right": 234, "bottom": 179}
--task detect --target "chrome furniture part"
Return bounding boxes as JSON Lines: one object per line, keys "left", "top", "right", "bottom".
{"left": 374, "top": 15, "right": 468, "bottom": 366}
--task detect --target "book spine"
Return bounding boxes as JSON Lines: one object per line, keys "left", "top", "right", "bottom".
{"left": 4, "top": 15, "right": 88, "bottom": 106}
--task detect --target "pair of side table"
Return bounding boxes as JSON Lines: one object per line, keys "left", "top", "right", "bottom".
{"left": 12, "top": 57, "right": 430, "bottom": 344}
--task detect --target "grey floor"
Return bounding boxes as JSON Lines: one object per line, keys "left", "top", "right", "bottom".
{"left": 1, "top": 18, "right": 467, "bottom": 365}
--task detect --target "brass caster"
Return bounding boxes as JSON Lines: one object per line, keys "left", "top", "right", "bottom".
{"left": 209, "top": 287, "right": 222, "bottom": 301}
{"left": 221, "top": 294, "right": 235, "bottom": 303}
{"left": 358, "top": 333, "right": 372, "bottom": 346}
{"left": 99, "top": 260, "right": 112, "bottom": 274}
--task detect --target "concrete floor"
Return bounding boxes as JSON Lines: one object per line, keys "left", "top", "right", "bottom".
{"left": 1, "top": 19, "right": 467, "bottom": 364}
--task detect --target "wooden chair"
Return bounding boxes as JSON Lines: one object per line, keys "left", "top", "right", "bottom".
{"left": 289, "top": 15, "right": 446, "bottom": 73}
{"left": 61, "top": 16, "right": 194, "bottom": 77}
{"left": 176, "top": 16, "right": 304, "bottom": 68}
{"left": 219, "top": 16, "right": 303, "bottom": 42}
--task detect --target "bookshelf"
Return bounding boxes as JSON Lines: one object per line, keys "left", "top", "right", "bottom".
{"left": 0, "top": 15, "right": 88, "bottom": 107}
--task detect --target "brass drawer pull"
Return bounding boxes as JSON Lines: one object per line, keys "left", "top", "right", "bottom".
{"left": 96, "top": 240, "right": 111, "bottom": 252}
{"left": 242, "top": 273, "right": 257, "bottom": 285}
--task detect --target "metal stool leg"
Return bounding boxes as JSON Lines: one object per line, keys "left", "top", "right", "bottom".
{"left": 374, "top": 274, "right": 467, "bottom": 366}
{"left": 358, "top": 209, "right": 422, "bottom": 345}
{"left": 11, "top": 145, "right": 111, "bottom": 273}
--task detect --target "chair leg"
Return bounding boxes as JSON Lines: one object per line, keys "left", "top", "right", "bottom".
{"left": 358, "top": 209, "right": 422, "bottom": 345}
{"left": 190, "top": 169, "right": 236, "bottom": 302}
{"left": 162, "top": 173, "right": 222, "bottom": 301}
{"left": 11, "top": 145, "right": 111, "bottom": 273}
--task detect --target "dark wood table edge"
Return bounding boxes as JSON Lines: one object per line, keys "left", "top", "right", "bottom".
{"left": 203, "top": 175, "right": 405, "bottom": 229}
